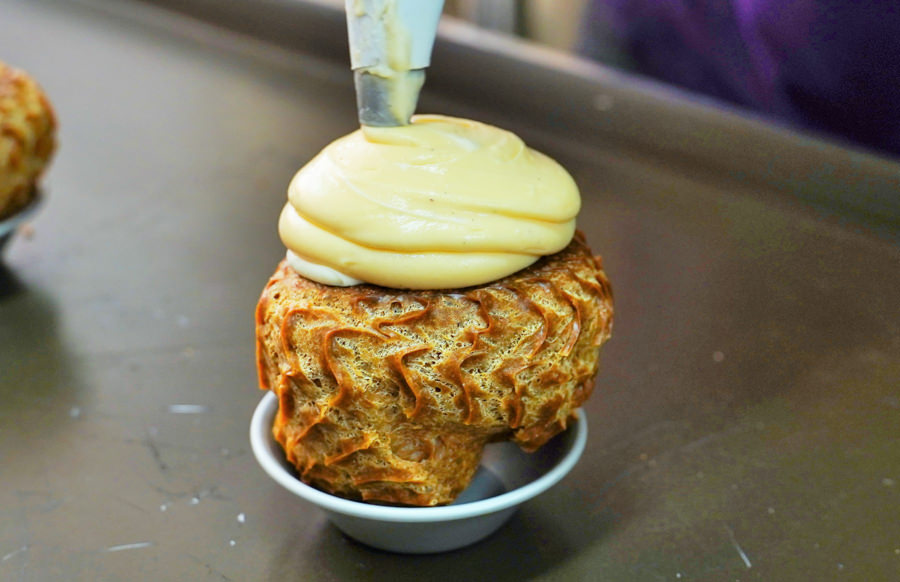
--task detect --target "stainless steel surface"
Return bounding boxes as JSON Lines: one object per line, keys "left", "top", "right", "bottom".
{"left": 1, "top": 0, "right": 898, "bottom": 580}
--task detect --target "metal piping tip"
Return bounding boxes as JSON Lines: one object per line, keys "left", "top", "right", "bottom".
{"left": 345, "top": 0, "right": 443, "bottom": 126}
{"left": 354, "top": 69, "right": 425, "bottom": 127}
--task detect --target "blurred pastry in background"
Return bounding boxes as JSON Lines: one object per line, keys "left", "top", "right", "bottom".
{"left": 0, "top": 60, "right": 57, "bottom": 220}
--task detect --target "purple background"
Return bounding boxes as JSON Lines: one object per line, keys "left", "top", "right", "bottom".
{"left": 580, "top": 0, "right": 900, "bottom": 157}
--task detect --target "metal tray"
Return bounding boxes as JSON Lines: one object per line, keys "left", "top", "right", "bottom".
{"left": 1, "top": 0, "right": 897, "bottom": 580}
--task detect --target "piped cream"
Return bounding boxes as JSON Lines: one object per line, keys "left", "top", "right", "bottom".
{"left": 279, "top": 114, "right": 580, "bottom": 289}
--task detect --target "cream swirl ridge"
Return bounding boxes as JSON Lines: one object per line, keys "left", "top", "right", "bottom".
{"left": 278, "top": 115, "right": 580, "bottom": 289}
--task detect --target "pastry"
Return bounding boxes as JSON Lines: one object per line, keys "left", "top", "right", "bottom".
{"left": 256, "top": 115, "right": 613, "bottom": 506}
{"left": 0, "top": 61, "right": 56, "bottom": 219}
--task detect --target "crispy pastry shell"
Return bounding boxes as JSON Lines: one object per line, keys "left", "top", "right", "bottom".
{"left": 255, "top": 232, "right": 613, "bottom": 506}
{"left": 0, "top": 61, "right": 56, "bottom": 219}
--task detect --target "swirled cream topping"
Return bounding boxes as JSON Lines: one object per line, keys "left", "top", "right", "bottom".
{"left": 278, "top": 114, "right": 580, "bottom": 289}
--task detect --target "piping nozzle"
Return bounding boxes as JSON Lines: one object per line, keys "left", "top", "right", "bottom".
{"left": 345, "top": 0, "right": 444, "bottom": 126}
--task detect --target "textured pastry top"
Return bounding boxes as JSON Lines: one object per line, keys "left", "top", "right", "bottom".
{"left": 256, "top": 233, "right": 614, "bottom": 505}
{"left": 0, "top": 61, "right": 56, "bottom": 218}
{"left": 278, "top": 115, "right": 580, "bottom": 289}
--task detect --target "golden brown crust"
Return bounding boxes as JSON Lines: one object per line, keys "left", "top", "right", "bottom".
{"left": 0, "top": 61, "right": 56, "bottom": 219}
{"left": 255, "top": 232, "right": 614, "bottom": 506}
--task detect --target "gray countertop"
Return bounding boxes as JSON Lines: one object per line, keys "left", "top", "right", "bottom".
{"left": 1, "top": 0, "right": 898, "bottom": 580}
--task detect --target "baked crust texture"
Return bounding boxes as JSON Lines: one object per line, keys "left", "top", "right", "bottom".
{"left": 0, "top": 61, "right": 56, "bottom": 219}
{"left": 255, "top": 232, "right": 614, "bottom": 506}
